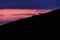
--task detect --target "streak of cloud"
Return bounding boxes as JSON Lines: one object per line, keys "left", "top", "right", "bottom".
{"left": 0, "top": 14, "right": 4, "bottom": 16}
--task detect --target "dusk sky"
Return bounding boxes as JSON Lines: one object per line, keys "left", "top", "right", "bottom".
{"left": 0, "top": 0, "right": 60, "bottom": 25}
{"left": 0, "top": 0, "right": 60, "bottom": 9}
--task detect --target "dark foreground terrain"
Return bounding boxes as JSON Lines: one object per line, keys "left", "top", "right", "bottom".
{"left": 0, "top": 9, "right": 59, "bottom": 32}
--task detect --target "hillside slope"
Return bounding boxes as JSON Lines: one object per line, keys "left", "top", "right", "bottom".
{"left": 0, "top": 9, "right": 59, "bottom": 32}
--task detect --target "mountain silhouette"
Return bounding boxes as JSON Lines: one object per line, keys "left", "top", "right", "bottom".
{"left": 0, "top": 9, "right": 59, "bottom": 32}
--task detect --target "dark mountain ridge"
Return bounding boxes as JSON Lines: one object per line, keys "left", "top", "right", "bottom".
{"left": 0, "top": 9, "right": 59, "bottom": 32}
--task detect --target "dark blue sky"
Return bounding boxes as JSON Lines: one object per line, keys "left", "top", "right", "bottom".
{"left": 0, "top": 0, "right": 60, "bottom": 9}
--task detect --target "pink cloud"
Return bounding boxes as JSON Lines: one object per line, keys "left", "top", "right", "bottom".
{"left": 0, "top": 9, "right": 52, "bottom": 25}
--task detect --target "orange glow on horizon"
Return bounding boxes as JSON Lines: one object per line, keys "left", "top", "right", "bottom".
{"left": 0, "top": 9, "right": 52, "bottom": 21}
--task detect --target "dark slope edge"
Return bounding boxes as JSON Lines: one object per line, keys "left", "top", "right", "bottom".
{"left": 0, "top": 9, "right": 60, "bottom": 32}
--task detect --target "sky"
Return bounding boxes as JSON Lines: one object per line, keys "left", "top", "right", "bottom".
{"left": 0, "top": 0, "right": 60, "bottom": 9}
{"left": 0, "top": 0, "right": 60, "bottom": 25}
{"left": 0, "top": 9, "right": 52, "bottom": 25}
